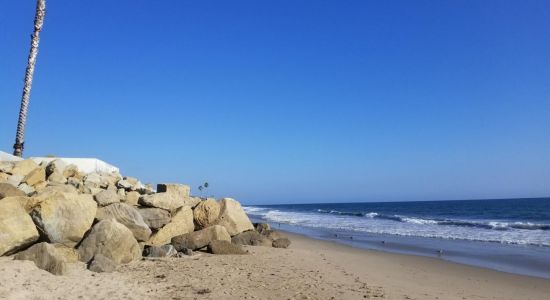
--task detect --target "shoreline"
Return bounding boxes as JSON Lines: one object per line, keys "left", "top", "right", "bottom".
{"left": 2, "top": 229, "right": 549, "bottom": 299}
{"left": 283, "top": 230, "right": 550, "bottom": 300}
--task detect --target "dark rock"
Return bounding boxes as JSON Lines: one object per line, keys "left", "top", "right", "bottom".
{"left": 207, "top": 240, "right": 246, "bottom": 255}
{"left": 138, "top": 207, "right": 171, "bottom": 230}
{"left": 143, "top": 244, "right": 177, "bottom": 258}
{"left": 171, "top": 225, "right": 230, "bottom": 251}
{"left": 88, "top": 254, "right": 116, "bottom": 273}
{"left": 231, "top": 231, "right": 272, "bottom": 247}
{"left": 272, "top": 238, "right": 291, "bottom": 248}
{"left": 254, "top": 223, "right": 271, "bottom": 235}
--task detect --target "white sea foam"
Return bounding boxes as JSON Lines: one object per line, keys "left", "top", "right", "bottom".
{"left": 244, "top": 206, "right": 550, "bottom": 247}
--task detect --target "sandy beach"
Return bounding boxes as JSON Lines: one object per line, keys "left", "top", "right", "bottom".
{"left": 0, "top": 231, "right": 548, "bottom": 300}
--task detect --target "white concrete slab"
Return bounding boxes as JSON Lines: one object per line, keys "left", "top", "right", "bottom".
{"left": 30, "top": 157, "right": 120, "bottom": 174}
{"left": 0, "top": 151, "right": 23, "bottom": 162}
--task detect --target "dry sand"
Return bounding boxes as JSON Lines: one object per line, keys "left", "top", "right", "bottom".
{"left": 1, "top": 231, "right": 549, "bottom": 300}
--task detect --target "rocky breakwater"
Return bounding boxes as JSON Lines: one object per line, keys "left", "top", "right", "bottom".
{"left": 0, "top": 158, "right": 290, "bottom": 275}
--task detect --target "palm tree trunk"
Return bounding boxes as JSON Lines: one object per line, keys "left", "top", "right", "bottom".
{"left": 13, "top": 0, "right": 46, "bottom": 157}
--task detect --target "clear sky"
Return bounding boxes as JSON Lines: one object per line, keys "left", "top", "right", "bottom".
{"left": 1, "top": 1, "right": 549, "bottom": 204}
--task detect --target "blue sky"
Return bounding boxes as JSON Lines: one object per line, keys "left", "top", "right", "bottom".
{"left": 1, "top": 1, "right": 549, "bottom": 204}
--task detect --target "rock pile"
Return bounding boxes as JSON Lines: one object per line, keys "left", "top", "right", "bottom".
{"left": 0, "top": 158, "right": 290, "bottom": 275}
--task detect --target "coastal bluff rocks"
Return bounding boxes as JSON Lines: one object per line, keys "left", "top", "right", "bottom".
{"left": 0, "top": 154, "right": 291, "bottom": 276}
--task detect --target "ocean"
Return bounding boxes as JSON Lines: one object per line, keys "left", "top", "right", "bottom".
{"left": 244, "top": 198, "right": 550, "bottom": 279}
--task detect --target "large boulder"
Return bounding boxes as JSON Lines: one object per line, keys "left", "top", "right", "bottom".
{"left": 31, "top": 192, "right": 97, "bottom": 246}
{"left": 138, "top": 207, "right": 171, "bottom": 230}
{"left": 139, "top": 193, "right": 183, "bottom": 211}
{"left": 212, "top": 198, "right": 254, "bottom": 236}
{"left": 78, "top": 219, "right": 141, "bottom": 264}
{"left": 4, "top": 195, "right": 38, "bottom": 213}
{"left": 94, "top": 189, "right": 121, "bottom": 206}
{"left": 47, "top": 171, "right": 67, "bottom": 184}
{"left": 157, "top": 183, "right": 190, "bottom": 198}
{"left": 207, "top": 240, "right": 246, "bottom": 255}
{"left": 10, "top": 159, "right": 39, "bottom": 177}
{"left": 193, "top": 199, "right": 220, "bottom": 229}
{"left": 35, "top": 183, "right": 78, "bottom": 196}
{"left": 45, "top": 159, "right": 68, "bottom": 177}
{"left": 124, "top": 191, "right": 140, "bottom": 206}
{"left": 171, "top": 225, "right": 231, "bottom": 251}
{"left": 139, "top": 183, "right": 195, "bottom": 211}
{"left": 231, "top": 231, "right": 272, "bottom": 247}
{"left": 96, "top": 203, "right": 152, "bottom": 242}
{"left": 14, "top": 242, "right": 68, "bottom": 275}
{"left": 147, "top": 206, "right": 194, "bottom": 246}
{"left": 23, "top": 167, "right": 46, "bottom": 186}
{"left": 0, "top": 197, "right": 40, "bottom": 256}
{"left": 0, "top": 182, "right": 26, "bottom": 199}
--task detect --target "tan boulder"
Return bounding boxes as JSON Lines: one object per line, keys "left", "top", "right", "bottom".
{"left": 23, "top": 167, "right": 45, "bottom": 186}
{"left": 193, "top": 199, "right": 220, "bottom": 229}
{"left": 157, "top": 183, "right": 190, "bottom": 198}
{"left": 171, "top": 225, "right": 230, "bottom": 251}
{"left": 138, "top": 207, "right": 171, "bottom": 230}
{"left": 31, "top": 192, "right": 97, "bottom": 246}
{"left": 125, "top": 191, "right": 140, "bottom": 206}
{"left": 77, "top": 219, "right": 141, "bottom": 264}
{"left": 0, "top": 182, "right": 26, "bottom": 199}
{"left": 14, "top": 242, "right": 68, "bottom": 275}
{"left": 139, "top": 193, "right": 183, "bottom": 211}
{"left": 0, "top": 197, "right": 40, "bottom": 256}
{"left": 96, "top": 203, "right": 152, "bottom": 242}
{"left": 47, "top": 171, "right": 67, "bottom": 184}
{"left": 10, "top": 159, "right": 39, "bottom": 177}
{"left": 147, "top": 206, "right": 194, "bottom": 246}
{"left": 3, "top": 196, "right": 39, "bottom": 213}
{"left": 45, "top": 159, "right": 67, "bottom": 177}
{"left": 94, "top": 189, "right": 120, "bottom": 206}
{"left": 0, "top": 172, "right": 9, "bottom": 182}
{"left": 212, "top": 198, "right": 254, "bottom": 236}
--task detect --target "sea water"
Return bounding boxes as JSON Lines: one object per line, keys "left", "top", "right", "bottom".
{"left": 244, "top": 198, "right": 550, "bottom": 279}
